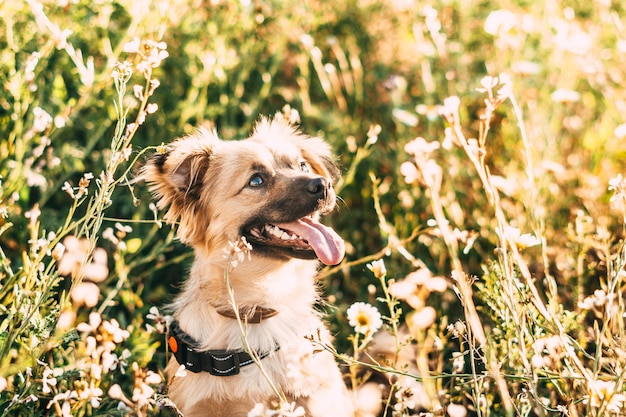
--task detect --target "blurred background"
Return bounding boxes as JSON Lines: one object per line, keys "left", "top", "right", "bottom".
{"left": 2, "top": 0, "right": 626, "bottom": 415}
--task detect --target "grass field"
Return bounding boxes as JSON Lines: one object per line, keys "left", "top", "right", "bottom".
{"left": 2, "top": 0, "right": 626, "bottom": 416}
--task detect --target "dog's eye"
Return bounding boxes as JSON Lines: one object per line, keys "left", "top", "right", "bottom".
{"left": 300, "top": 161, "right": 311, "bottom": 173}
{"left": 248, "top": 174, "right": 264, "bottom": 187}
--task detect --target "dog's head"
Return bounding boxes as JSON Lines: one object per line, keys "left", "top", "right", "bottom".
{"left": 142, "top": 116, "right": 345, "bottom": 265}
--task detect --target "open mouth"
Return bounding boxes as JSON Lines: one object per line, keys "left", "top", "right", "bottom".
{"left": 245, "top": 216, "right": 345, "bottom": 265}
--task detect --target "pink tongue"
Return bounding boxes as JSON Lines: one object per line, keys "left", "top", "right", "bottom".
{"left": 275, "top": 217, "right": 345, "bottom": 265}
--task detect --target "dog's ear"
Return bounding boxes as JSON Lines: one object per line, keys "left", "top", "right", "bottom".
{"left": 141, "top": 129, "right": 215, "bottom": 242}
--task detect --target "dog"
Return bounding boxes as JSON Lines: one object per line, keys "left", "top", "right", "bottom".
{"left": 142, "top": 116, "right": 354, "bottom": 417}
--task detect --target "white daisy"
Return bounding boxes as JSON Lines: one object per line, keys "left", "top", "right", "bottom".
{"left": 346, "top": 302, "right": 383, "bottom": 335}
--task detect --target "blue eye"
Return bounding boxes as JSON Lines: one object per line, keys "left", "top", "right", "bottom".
{"left": 249, "top": 174, "right": 264, "bottom": 187}
{"left": 300, "top": 161, "right": 311, "bottom": 173}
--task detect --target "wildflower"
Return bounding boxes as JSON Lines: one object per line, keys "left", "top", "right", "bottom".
{"left": 248, "top": 402, "right": 305, "bottom": 417}
{"left": 496, "top": 73, "right": 513, "bottom": 100}
{"left": 421, "top": 159, "right": 442, "bottom": 189}
{"left": 279, "top": 104, "right": 300, "bottom": 125}
{"left": 71, "top": 282, "right": 100, "bottom": 307}
{"left": 556, "top": 405, "right": 569, "bottom": 415}
{"left": 484, "top": 9, "right": 517, "bottom": 35}
{"left": 24, "top": 51, "right": 40, "bottom": 83}
{"left": 54, "top": 115, "right": 66, "bottom": 128}
{"left": 51, "top": 242, "right": 65, "bottom": 261}
{"left": 25, "top": 168, "right": 47, "bottom": 188}
{"left": 499, "top": 226, "right": 540, "bottom": 249}
{"left": 58, "top": 235, "right": 109, "bottom": 289}
{"left": 300, "top": 33, "right": 314, "bottom": 49}
{"left": 25, "top": 204, "right": 41, "bottom": 226}
{"left": 101, "top": 318, "right": 131, "bottom": 344}
{"left": 77, "top": 385, "right": 104, "bottom": 408}
{"left": 76, "top": 312, "right": 102, "bottom": 333}
{"left": 392, "top": 108, "right": 419, "bottom": 127}
{"left": 108, "top": 384, "right": 125, "bottom": 401}
{"left": 511, "top": 60, "right": 541, "bottom": 75}
{"left": 127, "top": 38, "right": 168, "bottom": 77}
{"left": 551, "top": 89, "right": 581, "bottom": 103}
{"left": 416, "top": 104, "right": 442, "bottom": 120}
{"left": 144, "top": 371, "right": 162, "bottom": 385}
{"left": 584, "top": 379, "right": 626, "bottom": 410}
{"left": 148, "top": 79, "right": 161, "bottom": 95}
{"left": 62, "top": 181, "right": 75, "bottom": 198}
{"left": 614, "top": 124, "right": 626, "bottom": 139}
{"left": 146, "top": 306, "right": 170, "bottom": 334}
{"left": 389, "top": 268, "right": 447, "bottom": 310}
{"left": 441, "top": 126, "right": 456, "bottom": 150}
{"left": 609, "top": 174, "right": 626, "bottom": 202}
{"left": 91, "top": 363, "right": 102, "bottom": 380}
{"left": 346, "top": 302, "right": 383, "bottom": 336}
{"left": 578, "top": 289, "right": 614, "bottom": 310}
{"left": 224, "top": 236, "right": 253, "bottom": 268}
{"left": 366, "top": 259, "right": 387, "bottom": 279}
{"left": 404, "top": 137, "right": 440, "bottom": 159}
{"left": 440, "top": 96, "right": 461, "bottom": 123}
{"left": 41, "top": 367, "right": 59, "bottom": 394}
{"left": 107, "top": 349, "right": 131, "bottom": 373}
{"left": 122, "top": 37, "right": 141, "bottom": 53}
{"left": 366, "top": 124, "right": 382, "bottom": 145}
{"left": 447, "top": 320, "right": 466, "bottom": 339}
{"left": 553, "top": 22, "right": 592, "bottom": 56}
{"left": 478, "top": 75, "right": 500, "bottom": 93}
{"left": 56, "top": 309, "right": 76, "bottom": 330}
{"left": 447, "top": 403, "right": 467, "bottom": 417}
{"left": 133, "top": 84, "right": 144, "bottom": 100}
{"left": 0, "top": 376, "right": 7, "bottom": 392}
{"left": 451, "top": 351, "right": 465, "bottom": 373}
{"left": 28, "top": 237, "right": 49, "bottom": 254}
{"left": 112, "top": 61, "right": 133, "bottom": 84}
{"left": 32, "top": 107, "right": 53, "bottom": 133}
{"left": 409, "top": 306, "right": 437, "bottom": 330}
{"left": 354, "top": 382, "right": 383, "bottom": 417}
{"left": 155, "top": 143, "right": 168, "bottom": 154}
{"left": 248, "top": 403, "right": 267, "bottom": 417}
{"left": 278, "top": 402, "right": 306, "bottom": 417}
{"left": 174, "top": 364, "right": 187, "bottom": 378}
{"left": 393, "top": 384, "right": 416, "bottom": 413}
{"left": 400, "top": 161, "right": 420, "bottom": 184}
{"left": 75, "top": 172, "right": 93, "bottom": 199}
{"left": 137, "top": 111, "right": 147, "bottom": 126}
{"left": 131, "top": 364, "right": 157, "bottom": 406}
{"left": 146, "top": 103, "right": 159, "bottom": 114}
{"left": 47, "top": 390, "right": 78, "bottom": 416}
{"left": 531, "top": 335, "right": 564, "bottom": 369}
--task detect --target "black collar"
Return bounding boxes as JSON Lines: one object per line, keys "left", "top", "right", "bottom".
{"left": 167, "top": 320, "right": 279, "bottom": 376}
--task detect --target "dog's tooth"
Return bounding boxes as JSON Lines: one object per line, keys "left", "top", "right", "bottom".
{"left": 250, "top": 228, "right": 261, "bottom": 237}
{"left": 281, "top": 231, "right": 291, "bottom": 240}
{"left": 289, "top": 234, "right": 297, "bottom": 240}
{"left": 268, "top": 225, "right": 282, "bottom": 237}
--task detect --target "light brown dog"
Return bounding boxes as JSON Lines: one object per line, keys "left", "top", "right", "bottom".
{"left": 142, "top": 116, "right": 354, "bottom": 417}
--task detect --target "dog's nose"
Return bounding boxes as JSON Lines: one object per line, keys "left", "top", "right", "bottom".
{"left": 306, "top": 177, "right": 329, "bottom": 197}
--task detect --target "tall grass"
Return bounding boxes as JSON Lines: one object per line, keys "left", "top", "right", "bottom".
{"left": 2, "top": 0, "right": 626, "bottom": 416}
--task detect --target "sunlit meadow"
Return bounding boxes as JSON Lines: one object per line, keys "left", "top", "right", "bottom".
{"left": 2, "top": 0, "right": 626, "bottom": 416}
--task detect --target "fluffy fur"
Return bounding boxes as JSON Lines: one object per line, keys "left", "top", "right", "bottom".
{"left": 142, "top": 117, "right": 354, "bottom": 417}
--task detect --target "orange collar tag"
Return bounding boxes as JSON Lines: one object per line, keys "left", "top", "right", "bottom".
{"left": 168, "top": 335, "right": 179, "bottom": 353}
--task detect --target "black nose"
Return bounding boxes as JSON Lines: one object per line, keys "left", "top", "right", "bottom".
{"left": 306, "top": 177, "right": 329, "bottom": 197}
